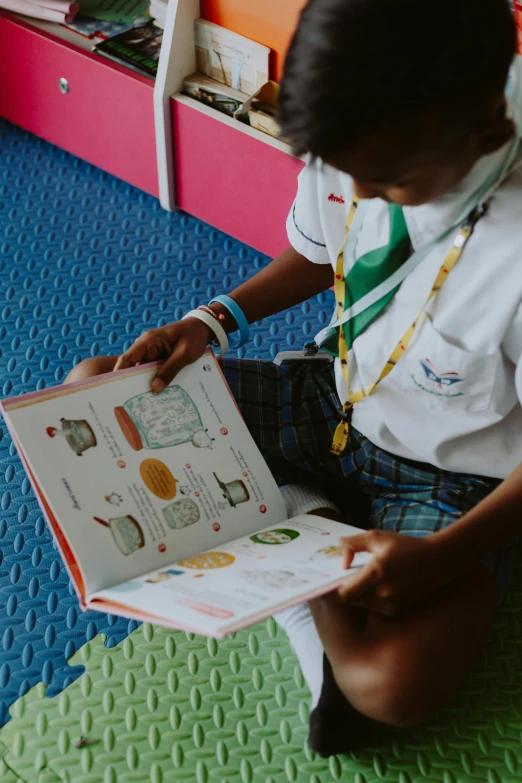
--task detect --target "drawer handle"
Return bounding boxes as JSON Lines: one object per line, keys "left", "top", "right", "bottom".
{"left": 58, "top": 78, "right": 70, "bottom": 95}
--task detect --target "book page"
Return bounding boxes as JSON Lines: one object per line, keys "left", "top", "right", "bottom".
{"left": 2, "top": 356, "right": 285, "bottom": 595}
{"left": 89, "top": 515, "right": 372, "bottom": 638}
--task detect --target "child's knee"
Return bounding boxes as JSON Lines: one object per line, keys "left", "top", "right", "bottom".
{"left": 65, "top": 356, "right": 117, "bottom": 384}
{"left": 333, "top": 651, "right": 425, "bottom": 729}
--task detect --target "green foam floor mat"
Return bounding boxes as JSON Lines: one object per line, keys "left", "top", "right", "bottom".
{"left": 2, "top": 565, "right": 522, "bottom": 783}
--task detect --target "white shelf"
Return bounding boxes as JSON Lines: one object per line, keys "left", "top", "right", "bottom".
{"left": 172, "top": 93, "right": 296, "bottom": 156}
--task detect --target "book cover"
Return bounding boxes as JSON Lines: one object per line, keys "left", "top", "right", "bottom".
{"left": 93, "top": 21, "right": 163, "bottom": 78}
{"left": 63, "top": 14, "right": 150, "bottom": 40}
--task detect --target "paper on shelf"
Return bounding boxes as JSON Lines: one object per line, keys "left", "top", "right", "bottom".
{"left": 194, "top": 18, "right": 270, "bottom": 95}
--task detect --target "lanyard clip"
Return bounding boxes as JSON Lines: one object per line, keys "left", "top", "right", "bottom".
{"left": 338, "top": 405, "right": 353, "bottom": 422}
{"left": 465, "top": 200, "right": 490, "bottom": 232}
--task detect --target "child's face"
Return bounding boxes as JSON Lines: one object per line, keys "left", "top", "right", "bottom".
{"left": 327, "top": 104, "right": 515, "bottom": 206}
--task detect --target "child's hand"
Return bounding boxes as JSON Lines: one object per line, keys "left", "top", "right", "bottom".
{"left": 114, "top": 318, "right": 213, "bottom": 393}
{"left": 334, "top": 530, "right": 471, "bottom": 616}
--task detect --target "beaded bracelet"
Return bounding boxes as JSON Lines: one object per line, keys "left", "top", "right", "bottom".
{"left": 197, "top": 305, "right": 226, "bottom": 325}
{"left": 182, "top": 309, "right": 229, "bottom": 355}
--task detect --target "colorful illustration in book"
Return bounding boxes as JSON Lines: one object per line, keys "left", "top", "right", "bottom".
{"left": 240, "top": 569, "right": 309, "bottom": 590}
{"left": 46, "top": 418, "right": 97, "bottom": 456}
{"left": 162, "top": 498, "right": 200, "bottom": 530}
{"left": 250, "top": 529, "right": 300, "bottom": 545}
{"left": 146, "top": 572, "right": 173, "bottom": 584}
{"left": 177, "top": 551, "right": 235, "bottom": 570}
{"left": 214, "top": 472, "right": 250, "bottom": 507}
{"left": 140, "top": 459, "right": 179, "bottom": 500}
{"left": 93, "top": 515, "right": 145, "bottom": 555}
{"left": 105, "top": 492, "right": 123, "bottom": 507}
{"left": 114, "top": 386, "right": 213, "bottom": 451}
{"left": 310, "top": 546, "right": 342, "bottom": 560}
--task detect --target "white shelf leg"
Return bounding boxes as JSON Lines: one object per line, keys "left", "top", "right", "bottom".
{"left": 154, "top": 0, "right": 200, "bottom": 211}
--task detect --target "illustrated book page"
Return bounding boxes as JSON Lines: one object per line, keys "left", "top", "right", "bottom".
{"left": 89, "top": 514, "right": 371, "bottom": 637}
{"left": 1, "top": 354, "right": 285, "bottom": 599}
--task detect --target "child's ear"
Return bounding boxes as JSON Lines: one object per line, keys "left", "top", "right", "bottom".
{"left": 474, "top": 97, "right": 516, "bottom": 156}
{"left": 476, "top": 118, "right": 516, "bottom": 155}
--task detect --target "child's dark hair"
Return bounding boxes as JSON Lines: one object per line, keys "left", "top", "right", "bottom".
{"left": 279, "top": 0, "right": 516, "bottom": 160}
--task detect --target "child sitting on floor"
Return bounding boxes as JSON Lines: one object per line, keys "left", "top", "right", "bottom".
{"left": 67, "top": 0, "right": 522, "bottom": 758}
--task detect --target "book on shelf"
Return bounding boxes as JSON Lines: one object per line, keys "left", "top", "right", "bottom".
{"left": 194, "top": 17, "right": 271, "bottom": 96}
{"left": 1, "top": 353, "right": 369, "bottom": 639}
{"left": 63, "top": 14, "right": 149, "bottom": 40}
{"left": 182, "top": 73, "right": 249, "bottom": 117}
{"left": 93, "top": 21, "right": 163, "bottom": 78}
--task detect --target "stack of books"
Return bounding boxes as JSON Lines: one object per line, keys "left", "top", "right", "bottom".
{"left": 1, "top": 0, "right": 78, "bottom": 24}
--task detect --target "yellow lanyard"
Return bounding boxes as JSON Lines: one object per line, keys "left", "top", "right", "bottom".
{"left": 331, "top": 199, "right": 488, "bottom": 455}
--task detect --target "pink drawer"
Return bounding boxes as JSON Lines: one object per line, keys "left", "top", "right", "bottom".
{"left": 172, "top": 97, "right": 304, "bottom": 258}
{"left": 0, "top": 14, "right": 158, "bottom": 197}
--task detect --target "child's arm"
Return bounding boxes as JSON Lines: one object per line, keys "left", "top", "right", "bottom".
{"left": 434, "top": 460, "right": 522, "bottom": 559}
{"left": 204, "top": 246, "right": 335, "bottom": 335}
{"left": 326, "top": 463, "right": 522, "bottom": 617}
{"left": 115, "top": 247, "right": 334, "bottom": 390}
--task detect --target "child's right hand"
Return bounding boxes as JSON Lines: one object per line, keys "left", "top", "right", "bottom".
{"left": 114, "top": 317, "right": 213, "bottom": 393}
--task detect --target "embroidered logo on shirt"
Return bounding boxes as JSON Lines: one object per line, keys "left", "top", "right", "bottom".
{"left": 328, "top": 193, "right": 345, "bottom": 204}
{"left": 410, "top": 358, "right": 464, "bottom": 398}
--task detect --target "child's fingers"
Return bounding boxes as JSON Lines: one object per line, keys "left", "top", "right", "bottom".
{"left": 151, "top": 344, "right": 194, "bottom": 393}
{"left": 336, "top": 563, "right": 378, "bottom": 602}
{"left": 115, "top": 340, "right": 153, "bottom": 370}
{"left": 340, "top": 533, "right": 373, "bottom": 568}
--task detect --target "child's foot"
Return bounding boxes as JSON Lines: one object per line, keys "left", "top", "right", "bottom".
{"left": 308, "top": 654, "right": 378, "bottom": 757}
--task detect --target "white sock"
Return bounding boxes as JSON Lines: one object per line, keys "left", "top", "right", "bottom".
{"left": 274, "top": 484, "right": 339, "bottom": 710}
{"left": 274, "top": 601, "right": 325, "bottom": 709}
{"left": 273, "top": 484, "right": 337, "bottom": 709}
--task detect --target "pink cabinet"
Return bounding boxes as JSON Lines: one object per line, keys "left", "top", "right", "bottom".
{"left": 172, "top": 96, "right": 304, "bottom": 258}
{"left": 0, "top": 13, "right": 158, "bottom": 197}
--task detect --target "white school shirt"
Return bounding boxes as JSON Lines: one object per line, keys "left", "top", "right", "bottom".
{"left": 286, "top": 67, "right": 522, "bottom": 480}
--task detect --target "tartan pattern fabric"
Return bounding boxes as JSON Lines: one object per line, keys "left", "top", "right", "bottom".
{"left": 222, "top": 357, "right": 516, "bottom": 597}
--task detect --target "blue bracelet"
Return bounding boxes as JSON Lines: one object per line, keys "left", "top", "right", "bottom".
{"left": 209, "top": 295, "right": 250, "bottom": 348}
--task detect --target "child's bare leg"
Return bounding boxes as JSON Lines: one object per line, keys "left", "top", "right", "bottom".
{"left": 65, "top": 356, "right": 118, "bottom": 384}
{"left": 309, "top": 562, "right": 498, "bottom": 728}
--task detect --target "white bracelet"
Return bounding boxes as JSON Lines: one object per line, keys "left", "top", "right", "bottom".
{"left": 182, "top": 309, "right": 229, "bottom": 356}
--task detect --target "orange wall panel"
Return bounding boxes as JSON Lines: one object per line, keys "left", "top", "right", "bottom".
{"left": 200, "top": 0, "right": 307, "bottom": 82}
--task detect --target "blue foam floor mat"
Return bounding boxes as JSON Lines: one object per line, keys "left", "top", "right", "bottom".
{"left": 0, "top": 118, "right": 334, "bottom": 727}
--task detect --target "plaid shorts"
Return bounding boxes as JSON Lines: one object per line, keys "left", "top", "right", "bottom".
{"left": 222, "top": 357, "right": 517, "bottom": 600}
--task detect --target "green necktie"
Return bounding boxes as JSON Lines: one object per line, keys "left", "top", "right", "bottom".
{"left": 323, "top": 203, "right": 412, "bottom": 356}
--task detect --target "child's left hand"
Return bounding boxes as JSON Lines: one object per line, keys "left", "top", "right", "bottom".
{"left": 334, "top": 530, "right": 475, "bottom": 616}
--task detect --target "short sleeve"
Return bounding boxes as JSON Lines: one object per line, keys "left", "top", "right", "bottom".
{"left": 502, "top": 302, "right": 522, "bottom": 403}
{"left": 286, "top": 156, "right": 331, "bottom": 265}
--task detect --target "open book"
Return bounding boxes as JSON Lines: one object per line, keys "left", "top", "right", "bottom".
{"left": 1, "top": 354, "right": 368, "bottom": 638}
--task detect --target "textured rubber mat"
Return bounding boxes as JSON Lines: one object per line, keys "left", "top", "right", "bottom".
{"left": 2, "top": 589, "right": 522, "bottom": 783}
{"left": 0, "top": 116, "right": 334, "bottom": 727}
